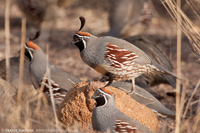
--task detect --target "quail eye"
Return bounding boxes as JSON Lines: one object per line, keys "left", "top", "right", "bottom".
{"left": 73, "top": 35, "right": 81, "bottom": 42}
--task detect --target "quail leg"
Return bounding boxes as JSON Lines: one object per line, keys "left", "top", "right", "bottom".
{"left": 128, "top": 78, "right": 136, "bottom": 95}
{"left": 117, "top": 79, "right": 136, "bottom": 95}
{"left": 104, "top": 74, "right": 114, "bottom": 87}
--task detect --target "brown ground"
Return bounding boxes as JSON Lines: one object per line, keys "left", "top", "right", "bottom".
{"left": 58, "top": 81, "right": 158, "bottom": 132}
{"left": 0, "top": 0, "right": 200, "bottom": 132}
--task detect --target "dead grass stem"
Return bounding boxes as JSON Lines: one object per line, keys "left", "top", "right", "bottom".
{"left": 5, "top": 0, "right": 10, "bottom": 82}
{"left": 162, "top": 0, "right": 200, "bottom": 57}
{"left": 162, "top": 0, "right": 200, "bottom": 132}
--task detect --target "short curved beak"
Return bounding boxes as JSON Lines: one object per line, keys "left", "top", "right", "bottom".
{"left": 71, "top": 41, "right": 75, "bottom": 45}
{"left": 91, "top": 95, "right": 95, "bottom": 99}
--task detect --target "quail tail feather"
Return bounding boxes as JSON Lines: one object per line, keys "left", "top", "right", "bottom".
{"left": 163, "top": 75, "right": 176, "bottom": 88}
{"left": 151, "top": 60, "right": 178, "bottom": 79}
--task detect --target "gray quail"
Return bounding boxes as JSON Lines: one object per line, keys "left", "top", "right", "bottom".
{"left": 72, "top": 16, "right": 178, "bottom": 94}
{"left": 24, "top": 33, "right": 81, "bottom": 104}
{"left": 108, "top": 0, "right": 152, "bottom": 37}
{"left": 15, "top": 0, "right": 48, "bottom": 28}
{"left": 92, "top": 87, "right": 154, "bottom": 133}
{"left": 101, "top": 35, "right": 177, "bottom": 92}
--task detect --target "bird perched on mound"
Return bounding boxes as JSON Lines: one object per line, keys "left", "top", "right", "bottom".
{"left": 101, "top": 35, "right": 177, "bottom": 92}
{"left": 72, "top": 16, "right": 178, "bottom": 94}
{"left": 92, "top": 87, "right": 154, "bottom": 133}
{"left": 25, "top": 33, "right": 81, "bottom": 104}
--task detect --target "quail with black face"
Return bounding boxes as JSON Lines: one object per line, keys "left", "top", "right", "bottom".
{"left": 72, "top": 16, "right": 178, "bottom": 94}
{"left": 25, "top": 32, "right": 81, "bottom": 105}
{"left": 92, "top": 87, "right": 154, "bottom": 133}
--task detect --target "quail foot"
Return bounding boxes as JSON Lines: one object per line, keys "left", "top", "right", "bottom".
{"left": 92, "top": 87, "right": 154, "bottom": 133}
{"left": 72, "top": 16, "right": 178, "bottom": 94}
{"left": 25, "top": 33, "right": 81, "bottom": 105}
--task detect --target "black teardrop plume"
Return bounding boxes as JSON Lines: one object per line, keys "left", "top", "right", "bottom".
{"left": 79, "top": 16, "right": 85, "bottom": 31}
{"left": 29, "top": 31, "right": 40, "bottom": 41}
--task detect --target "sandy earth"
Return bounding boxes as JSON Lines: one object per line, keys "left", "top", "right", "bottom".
{"left": 0, "top": 0, "right": 200, "bottom": 132}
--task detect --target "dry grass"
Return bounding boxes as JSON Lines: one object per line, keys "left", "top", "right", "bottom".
{"left": 0, "top": 0, "right": 200, "bottom": 132}
{"left": 0, "top": 79, "right": 60, "bottom": 131}
{"left": 5, "top": 0, "right": 10, "bottom": 82}
{"left": 162, "top": 0, "right": 200, "bottom": 132}
{"left": 162, "top": 0, "right": 200, "bottom": 57}
{"left": 175, "top": 0, "right": 182, "bottom": 132}
{"left": 1, "top": 1, "right": 72, "bottom": 132}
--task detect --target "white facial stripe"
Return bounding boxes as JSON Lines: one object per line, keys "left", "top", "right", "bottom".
{"left": 98, "top": 89, "right": 112, "bottom": 97}
{"left": 24, "top": 43, "right": 34, "bottom": 59}
{"left": 28, "top": 51, "right": 33, "bottom": 60}
{"left": 25, "top": 43, "right": 34, "bottom": 51}
{"left": 82, "top": 39, "right": 87, "bottom": 49}
{"left": 75, "top": 34, "right": 89, "bottom": 49}
{"left": 75, "top": 33, "right": 90, "bottom": 39}
{"left": 103, "top": 95, "right": 108, "bottom": 105}
{"left": 75, "top": 34, "right": 83, "bottom": 38}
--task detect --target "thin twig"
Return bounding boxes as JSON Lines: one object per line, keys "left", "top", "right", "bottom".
{"left": 45, "top": 44, "right": 61, "bottom": 131}
{"left": 183, "top": 80, "right": 200, "bottom": 117}
{"left": 5, "top": 0, "right": 10, "bottom": 82}
{"left": 176, "top": 0, "right": 182, "bottom": 132}
{"left": 185, "top": 0, "right": 200, "bottom": 21}
{"left": 18, "top": 17, "right": 26, "bottom": 104}
{"left": 193, "top": 107, "right": 200, "bottom": 131}
{"left": 163, "top": 0, "right": 200, "bottom": 57}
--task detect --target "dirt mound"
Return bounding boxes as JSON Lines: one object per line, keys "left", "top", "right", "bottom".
{"left": 57, "top": 81, "right": 158, "bottom": 132}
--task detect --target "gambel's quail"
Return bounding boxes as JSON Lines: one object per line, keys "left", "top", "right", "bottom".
{"left": 92, "top": 87, "right": 154, "bottom": 133}
{"left": 102, "top": 35, "right": 177, "bottom": 91}
{"left": 16, "top": 0, "right": 48, "bottom": 28}
{"left": 24, "top": 35, "right": 81, "bottom": 104}
{"left": 108, "top": 0, "right": 152, "bottom": 37}
{"left": 72, "top": 16, "right": 178, "bottom": 94}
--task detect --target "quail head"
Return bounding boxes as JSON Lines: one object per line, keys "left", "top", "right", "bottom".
{"left": 72, "top": 16, "right": 178, "bottom": 94}
{"left": 25, "top": 32, "right": 81, "bottom": 105}
{"left": 92, "top": 87, "right": 154, "bottom": 133}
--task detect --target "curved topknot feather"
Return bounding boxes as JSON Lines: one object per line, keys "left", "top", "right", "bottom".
{"left": 79, "top": 16, "right": 86, "bottom": 31}
{"left": 29, "top": 31, "right": 40, "bottom": 41}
